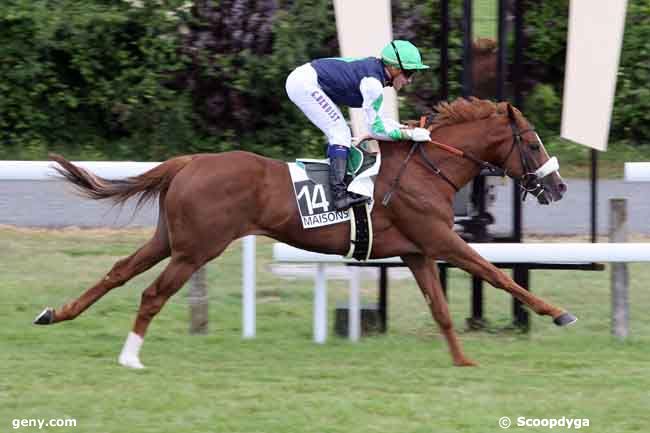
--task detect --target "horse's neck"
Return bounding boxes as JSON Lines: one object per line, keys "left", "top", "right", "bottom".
{"left": 377, "top": 139, "right": 481, "bottom": 208}
{"left": 379, "top": 117, "right": 498, "bottom": 190}
{"left": 431, "top": 120, "right": 497, "bottom": 190}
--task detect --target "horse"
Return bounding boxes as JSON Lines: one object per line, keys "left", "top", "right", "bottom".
{"left": 33, "top": 97, "right": 573, "bottom": 369}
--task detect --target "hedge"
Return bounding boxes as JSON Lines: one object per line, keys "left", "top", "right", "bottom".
{"left": 0, "top": 0, "right": 648, "bottom": 161}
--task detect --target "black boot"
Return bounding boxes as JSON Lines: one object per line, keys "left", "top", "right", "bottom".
{"left": 329, "top": 154, "right": 368, "bottom": 211}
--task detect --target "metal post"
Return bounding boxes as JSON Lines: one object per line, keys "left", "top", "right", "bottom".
{"left": 469, "top": 175, "right": 486, "bottom": 328}
{"left": 510, "top": 0, "right": 529, "bottom": 331}
{"left": 513, "top": 0, "right": 524, "bottom": 108}
{"left": 496, "top": 0, "right": 507, "bottom": 101}
{"left": 462, "top": 0, "right": 474, "bottom": 97}
{"left": 189, "top": 267, "right": 208, "bottom": 334}
{"left": 378, "top": 265, "right": 388, "bottom": 332}
{"left": 512, "top": 266, "right": 530, "bottom": 330}
{"left": 609, "top": 198, "right": 628, "bottom": 339}
{"left": 440, "top": 0, "right": 450, "bottom": 102}
{"left": 469, "top": 277, "right": 484, "bottom": 329}
{"left": 439, "top": 264, "right": 448, "bottom": 300}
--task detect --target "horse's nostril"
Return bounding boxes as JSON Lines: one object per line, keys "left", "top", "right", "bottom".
{"left": 558, "top": 182, "right": 567, "bottom": 194}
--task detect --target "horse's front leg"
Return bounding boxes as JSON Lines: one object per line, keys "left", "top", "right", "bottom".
{"left": 401, "top": 253, "right": 477, "bottom": 367}
{"left": 434, "top": 231, "right": 576, "bottom": 326}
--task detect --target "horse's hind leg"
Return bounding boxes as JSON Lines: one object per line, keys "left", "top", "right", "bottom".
{"left": 402, "top": 254, "right": 477, "bottom": 367}
{"left": 118, "top": 226, "right": 238, "bottom": 369}
{"left": 117, "top": 254, "right": 203, "bottom": 369}
{"left": 33, "top": 212, "right": 171, "bottom": 325}
{"left": 438, "top": 231, "right": 576, "bottom": 325}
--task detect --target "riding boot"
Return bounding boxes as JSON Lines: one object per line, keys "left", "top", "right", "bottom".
{"left": 328, "top": 146, "right": 368, "bottom": 211}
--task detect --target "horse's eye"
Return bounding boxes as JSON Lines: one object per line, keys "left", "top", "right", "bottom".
{"left": 530, "top": 144, "right": 540, "bottom": 151}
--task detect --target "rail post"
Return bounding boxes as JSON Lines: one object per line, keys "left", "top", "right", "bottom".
{"left": 188, "top": 267, "right": 209, "bottom": 334}
{"left": 609, "top": 198, "right": 629, "bottom": 339}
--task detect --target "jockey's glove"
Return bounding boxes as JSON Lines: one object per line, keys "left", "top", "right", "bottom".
{"left": 405, "top": 127, "right": 431, "bottom": 142}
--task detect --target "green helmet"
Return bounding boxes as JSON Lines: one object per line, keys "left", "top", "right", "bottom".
{"left": 381, "top": 40, "right": 429, "bottom": 70}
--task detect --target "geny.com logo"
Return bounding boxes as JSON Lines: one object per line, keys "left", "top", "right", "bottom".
{"left": 12, "top": 418, "right": 77, "bottom": 430}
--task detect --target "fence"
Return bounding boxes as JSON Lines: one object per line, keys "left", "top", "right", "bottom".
{"left": 271, "top": 216, "right": 650, "bottom": 342}
{"left": 3, "top": 160, "right": 649, "bottom": 341}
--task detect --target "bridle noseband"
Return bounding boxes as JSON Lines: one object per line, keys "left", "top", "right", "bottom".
{"left": 382, "top": 106, "right": 560, "bottom": 206}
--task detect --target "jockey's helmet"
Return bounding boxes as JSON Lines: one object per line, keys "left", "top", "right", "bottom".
{"left": 381, "top": 40, "right": 429, "bottom": 71}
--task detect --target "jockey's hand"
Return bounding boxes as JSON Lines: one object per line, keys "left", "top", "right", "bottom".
{"left": 406, "top": 127, "right": 431, "bottom": 142}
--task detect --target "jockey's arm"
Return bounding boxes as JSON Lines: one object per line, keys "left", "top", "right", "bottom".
{"left": 360, "top": 77, "right": 408, "bottom": 141}
{"left": 360, "top": 77, "right": 431, "bottom": 143}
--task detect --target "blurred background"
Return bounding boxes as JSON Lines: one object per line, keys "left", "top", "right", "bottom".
{"left": 1, "top": 0, "right": 649, "bottom": 173}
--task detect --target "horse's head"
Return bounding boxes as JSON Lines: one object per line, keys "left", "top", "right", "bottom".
{"left": 493, "top": 104, "right": 566, "bottom": 205}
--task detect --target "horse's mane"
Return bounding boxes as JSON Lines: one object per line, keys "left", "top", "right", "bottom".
{"left": 429, "top": 97, "right": 511, "bottom": 131}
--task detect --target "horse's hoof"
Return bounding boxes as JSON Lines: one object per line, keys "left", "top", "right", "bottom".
{"left": 454, "top": 358, "right": 479, "bottom": 367}
{"left": 33, "top": 308, "right": 54, "bottom": 325}
{"left": 118, "top": 354, "right": 145, "bottom": 369}
{"left": 553, "top": 312, "right": 578, "bottom": 327}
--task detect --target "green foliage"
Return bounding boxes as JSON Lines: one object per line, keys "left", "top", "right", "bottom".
{"left": 393, "top": 0, "right": 465, "bottom": 120}
{"left": 524, "top": 84, "right": 561, "bottom": 139}
{"left": 612, "top": 0, "right": 650, "bottom": 143}
{"left": 0, "top": 0, "right": 195, "bottom": 160}
{"left": 2, "top": 0, "right": 649, "bottom": 161}
{"left": 524, "top": 0, "right": 650, "bottom": 146}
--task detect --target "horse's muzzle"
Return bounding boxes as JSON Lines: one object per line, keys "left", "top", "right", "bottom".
{"left": 538, "top": 173, "right": 566, "bottom": 205}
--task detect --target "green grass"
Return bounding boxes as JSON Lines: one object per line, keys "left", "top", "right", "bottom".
{"left": 2, "top": 228, "right": 650, "bottom": 432}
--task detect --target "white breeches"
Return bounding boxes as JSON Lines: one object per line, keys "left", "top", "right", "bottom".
{"left": 285, "top": 63, "right": 352, "bottom": 148}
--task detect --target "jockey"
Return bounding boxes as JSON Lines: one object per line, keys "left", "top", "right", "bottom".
{"left": 285, "top": 40, "right": 432, "bottom": 211}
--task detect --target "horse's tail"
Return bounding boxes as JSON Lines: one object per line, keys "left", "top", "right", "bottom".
{"left": 49, "top": 153, "right": 196, "bottom": 208}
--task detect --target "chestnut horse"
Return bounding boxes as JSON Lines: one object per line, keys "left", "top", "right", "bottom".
{"left": 34, "top": 98, "right": 574, "bottom": 368}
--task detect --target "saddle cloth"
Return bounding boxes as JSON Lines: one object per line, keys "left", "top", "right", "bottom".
{"left": 288, "top": 141, "right": 381, "bottom": 230}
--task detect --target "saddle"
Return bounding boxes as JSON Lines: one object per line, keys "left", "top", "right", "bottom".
{"left": 295, "top": 141, "right": 378, "bottom": 191}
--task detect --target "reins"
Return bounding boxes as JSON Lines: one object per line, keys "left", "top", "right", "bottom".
{"left": 382, "top": 116, "right": 505, "bottom": 207}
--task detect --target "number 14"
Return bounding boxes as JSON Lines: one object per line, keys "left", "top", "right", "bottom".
{"left": 297, "top": 184, "right": 330, "bottom": 214}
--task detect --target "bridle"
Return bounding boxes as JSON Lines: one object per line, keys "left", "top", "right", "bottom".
{"left": 500, "top": 105, "right": 560, "bottom": 201}
{"left": 382, "top": 104, "right": 560, "bottom": 206}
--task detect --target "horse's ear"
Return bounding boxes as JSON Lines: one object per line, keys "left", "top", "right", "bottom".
{"left": 506, "top": 103, "right": 516, "bottom": 121}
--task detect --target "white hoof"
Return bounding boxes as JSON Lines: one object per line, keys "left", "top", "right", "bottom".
{"left": 118, "top": 354, "right": 145, "bottom": 369}
{"left": 118, "top": 332, "right": 145, "bottom": 369}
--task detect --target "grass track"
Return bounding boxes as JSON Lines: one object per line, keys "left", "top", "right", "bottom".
{"left": 1, "top": 227, "right": 649, "bottom": 432}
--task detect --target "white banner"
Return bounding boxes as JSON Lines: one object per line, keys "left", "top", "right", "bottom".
{"left": 561, "top": 0, "right": 628, "bottom": 151}
{"left": 332, "top": 0, "right": 397, "bottom": 137}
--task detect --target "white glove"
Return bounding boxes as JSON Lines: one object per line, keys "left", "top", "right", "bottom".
{"left": 405, "top": 127, "right": 431, "bottom": 142}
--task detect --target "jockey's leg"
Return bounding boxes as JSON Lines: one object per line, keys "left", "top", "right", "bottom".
{"left": 327, "top": 144, "right": 369, "bottom": 210}
{"left": 285, "top": 64, "right": 367, "bottom": 210}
